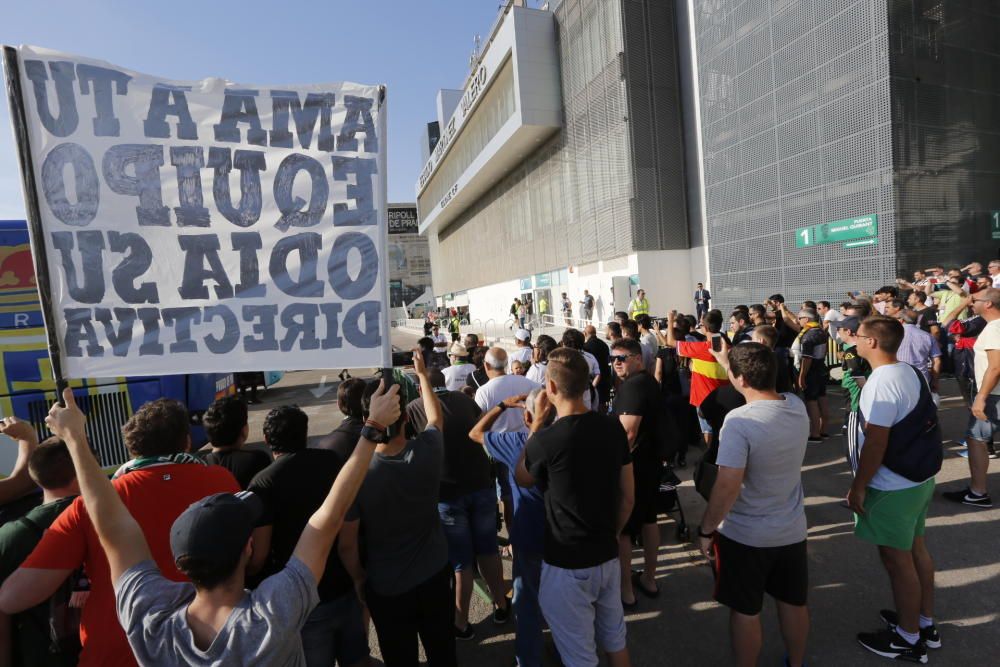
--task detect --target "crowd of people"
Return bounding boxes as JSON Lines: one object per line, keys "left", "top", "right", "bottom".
{"left": 0, "top": 261, "right": 995, "bottom": 666}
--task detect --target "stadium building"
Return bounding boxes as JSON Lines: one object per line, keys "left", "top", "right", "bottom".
{"left": 416, "top": 0, "right": 1000, "bottom": 317}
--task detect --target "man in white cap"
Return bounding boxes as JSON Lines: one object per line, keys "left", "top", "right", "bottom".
{"left": 442, "top": 343, "right": 475, "bottom": 391}
{"left": 510, "top": 329, "right": 533, "bottom": 374}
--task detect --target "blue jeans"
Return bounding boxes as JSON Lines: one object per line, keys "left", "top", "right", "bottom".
{"left": 512, "top": 550, "right": 544, "bottom": 667}
{"left": 300, "top": 590, "right": 369, "bottom": 667}
{"left": 438, "top": 487, "right": 499, "bottom": 570}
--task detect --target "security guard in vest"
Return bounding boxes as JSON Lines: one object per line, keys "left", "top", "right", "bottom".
{"left": 628, "top": 289, "right": 650, "bottom": 319}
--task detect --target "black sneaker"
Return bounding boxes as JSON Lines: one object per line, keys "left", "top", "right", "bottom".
{"left": 807, "top": 436, "right": 823, "bottom": 443}
{"left": 857, "top": 628, "right": 927, "bottom": 663}
{"left": 941, "top": 487, "right": 993, "bottom": 508}
{"left": 455, "top": 624, "right": 476, "bottom": 641}
{"left": 493, "top": 601, "right": 511, "bottom": 625}
{"left": 879, "top": 610, "right": 942, "bottom": 649}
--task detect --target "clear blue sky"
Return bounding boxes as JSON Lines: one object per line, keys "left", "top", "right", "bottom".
{"left": 0, "top": 0, "right": 511, "bottom": 218}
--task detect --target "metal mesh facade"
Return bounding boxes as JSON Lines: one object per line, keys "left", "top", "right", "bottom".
{"left": 692, "top": 0, "right": 898, "bottom": 310}
{"left": 889, "top": 0, "right": 1000, "bottom": 271}
{"left": 430, "top": 0, "right": 687, "bottom": 295}
{"left": 623, "top": 0, "right": 690, "bottom": 250}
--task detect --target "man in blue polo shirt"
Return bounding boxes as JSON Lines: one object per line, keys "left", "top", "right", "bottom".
{"left": 469, "top": 387, "right": 548, "bottom": 667}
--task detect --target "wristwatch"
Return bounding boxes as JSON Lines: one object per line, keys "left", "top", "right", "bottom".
{"left": 497, "top": 402, "right": 508, "bottom": 411}
{"left": 698, "top": 527, "right": 715, "bottom": 539}
{"left": 360, "top": 424, "right": 389, "bottom": 444}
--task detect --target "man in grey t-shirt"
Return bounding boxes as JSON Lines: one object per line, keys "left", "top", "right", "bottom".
{"left": 698, "top": 342, "right": 811, "bottom": 667}
{"left": 39, "top": 381, "right": 402, "bottom": 667}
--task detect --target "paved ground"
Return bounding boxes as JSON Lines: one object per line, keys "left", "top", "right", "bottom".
{"left": 243, "top": 330, "right": 999, "bottom": 666}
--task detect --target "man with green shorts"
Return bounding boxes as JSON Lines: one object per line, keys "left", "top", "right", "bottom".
{"left": 849, "top": 317, "right": 942, "bottom": 663}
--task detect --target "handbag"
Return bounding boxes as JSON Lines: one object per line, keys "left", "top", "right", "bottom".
{"left": 693, "top": 453, "right": 718, "bottom": 501}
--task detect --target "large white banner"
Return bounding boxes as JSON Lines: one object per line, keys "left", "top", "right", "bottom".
{"left": 6, "top": 45, "right": 389, "bottom": 377}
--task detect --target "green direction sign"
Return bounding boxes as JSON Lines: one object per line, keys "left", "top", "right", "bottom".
{"left": 535, "top": 272, "right": 551, "bottom": 288}
{"left": 795, "top": 214, "right": 878, "bottom": 249}
{"left": 795, "top": 226, "right": 815, "bottom": 247}
{"left": 991, "top": 211, "right": 1000, "bottom": 240}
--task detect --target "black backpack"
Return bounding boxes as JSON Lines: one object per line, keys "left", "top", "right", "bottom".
{"left": 857, "top": 364, "right": 943, "bottom": 482}
{"left": 19, "top": 514, "right": 83, "bottom": 659}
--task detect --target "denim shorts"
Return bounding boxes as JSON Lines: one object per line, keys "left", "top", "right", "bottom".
{"left": 696, "top": 407, "right": 712, "bottom": 435}
{"left": 966, "top": 394, "right": 1000, "bottom": 441}
{"left": 438, "top": 487, "right": 499, "bottom": 571}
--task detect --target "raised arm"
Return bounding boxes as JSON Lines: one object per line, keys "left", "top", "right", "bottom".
{"left": 412, "top": 347, "right": 443, "bottom": 431}
{"left": 940, "top": 293, "right": 972, "bottom": 326}
{"left": 45, "top": 389, "right": 151, "bottom": 584}
{"left": 779, "top": 303, "right": 801, "bottom": 332}
{"left": 664, "top": 310, "right": 678, "bottom": 348}
{"left": 292, "top": 381, "right": 399, "bottom": 583}
{"left": 0, "top": 418, "right": 40, "bottom": 506}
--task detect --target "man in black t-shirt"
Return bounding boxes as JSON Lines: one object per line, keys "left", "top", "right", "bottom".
{"left": 406, "top": 370, "right": 509, "bottom": 639}
{"left": 517, "top": 348, "right": 633, "bottom": 667}
{"left": 315, "top": 378, "right": 367, "bottom": 459}
{"left": 907, "top": 290, "right": 940, "bottom": 338}
{"left": 248, "top": 406, "right": 368, "bottom": 667}
{"left": 201, "top": 396, "right": 271, "bottom": 490}
{"left": 609, "top": 338, "right": 664, "bottom": 608}
{"left": 584, "top": 325, "right": 612, "bottom": 407}
{"left": 729, "top": 309, "right": 755, "bottom": 345}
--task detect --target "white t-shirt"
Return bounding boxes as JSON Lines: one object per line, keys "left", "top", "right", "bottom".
{"left": 475, "top": 373, "right": 541, "bottom": 432}
{"left": 431, "top": 333, "right": 449, "bottom": 349}
{"left": 992, "top": 274, "right": 1000, "bottom": 289}
{"left": 442, "top": 363, "right": 474, "bottom": 391}
{"left": 857, "top": 362, "right": 925, "bottom": 491}
{"left": 526, "top": 361, "right": 547, "bottom": 385}
{"left": 823, "top": 309, "right": 843, "bottom": 325}
{"left": 973, "top": 318, "right": 1000, "bottom": 396}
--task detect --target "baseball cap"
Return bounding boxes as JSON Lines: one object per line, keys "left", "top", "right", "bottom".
{"left": 170, "top": 491, "right": 262, "bottom": 564}
{"left": 836, "top": 316, "right": 860, "bottom": 333}
{"left": 449, "top": 342, "right": 469, "bottom": 357}
{"left": 514, "top": 329, "right": 531, "bottom": 342}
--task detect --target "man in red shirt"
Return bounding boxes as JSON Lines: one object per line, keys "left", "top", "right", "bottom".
{"left": 664, "top": 309, "right": 731, "bottom": 446}
{"left": 0, "top": 398, "right": 239, "bottom": 667}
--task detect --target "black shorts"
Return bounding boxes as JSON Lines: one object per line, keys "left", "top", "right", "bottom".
{"left": 625, "top": 457, "right": 664, "bottom": 535}
{"left": 802, "top": 365, "right": 827, "bottom": 401}
{"left": 713, "top": 534, "right": 808, "bottom": 615}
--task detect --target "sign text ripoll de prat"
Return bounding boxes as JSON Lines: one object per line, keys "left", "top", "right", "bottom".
{"left": 9, "top": 46, "right": 388, "bottom": 378}
{"left": 795, "top": 214, "right": 878, "bottom": 249}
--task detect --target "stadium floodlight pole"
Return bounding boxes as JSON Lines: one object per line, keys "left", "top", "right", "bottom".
{"left": 2, "top": 46, "right": 68, "bottom": 406}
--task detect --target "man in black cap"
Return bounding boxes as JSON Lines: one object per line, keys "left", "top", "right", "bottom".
{"left": 41, "top": 382, "right": 401, "bottom": 666}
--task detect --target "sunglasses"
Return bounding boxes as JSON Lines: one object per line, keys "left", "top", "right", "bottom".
{"left": 610, "top": 354, "right": 635, "bottom": 364}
